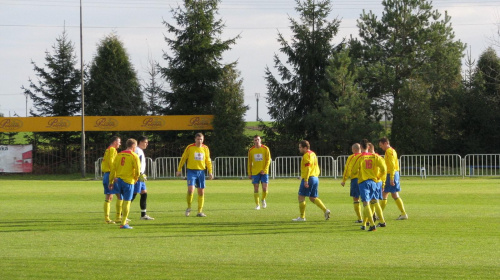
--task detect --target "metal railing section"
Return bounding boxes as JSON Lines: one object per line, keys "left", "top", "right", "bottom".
{"left": 464, "top": 154, "right": 500, "bottom": 177}
{"left": 213, "top": 157, "right": 248, "bottom": 178}
{"left": 399, "top": 154, "right": 462, "bottom": 177}
{"left": 93, "top": 154, "right": 500, "bottom": 179}
{"left": 273, "top": 156, "right": 302, "bottom": 178}
{"left": 155, "top": 157, "right": 184, "bottom": 179}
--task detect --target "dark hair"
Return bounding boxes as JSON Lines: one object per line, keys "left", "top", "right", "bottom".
{"left": 360, "top": 139, "right": 369, "bottom": 150}
{"left": 299, "top": 140, "right": 310, "bottom": 149}
{"left": 138, "top": 135, "right": 148, "bottom": 144}
{"left": 378, "top": 137, "right": 389, "bottom": 144}
{"left": 110, "top": 136, "right": 120, "bottom": 145}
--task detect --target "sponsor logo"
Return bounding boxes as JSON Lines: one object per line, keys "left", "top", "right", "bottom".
{"left": 0, "top": 119, "right": 23, "bottom": 131}
{"left": 189, "top": 117, "right": 211, "bottom": 128}
{"left": 46, "top": 118, "right": 71, "bottom": 130}
{"left": 94, "top": 118, "right": 119, "bottom": 129}
{"left": 141, "top": 117, "right": 165, "bottom": 130}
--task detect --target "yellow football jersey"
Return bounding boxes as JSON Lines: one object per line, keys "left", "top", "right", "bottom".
{"left": 109, "top": 150, "right": 141, "bottom": 185}
{"left": 353, "top": 152, "right": 387, "bottom": 184}
{"left": 341, "top": 153, "right": 361, "bottom": 183}
{"left": 301, "top": 150, "right": 320, "bottom": 180}
{"left": 247, "top": 145, "right": 271, "bottom": 176}
{"left": 384, "top": 147, "right": 400, "bottom": 181}
{"left": 101, "top": 146, "right": 117, "bottom": 173}
{"left": 177, "top": 144, "right": 213, "bottom": 173}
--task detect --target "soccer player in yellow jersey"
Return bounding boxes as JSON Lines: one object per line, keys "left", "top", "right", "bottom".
{"left": 101, "top": 136, "right": 122, "bottom": 224}
{"left": 176, "top": 133, "right": 213, "bottom": 217}
{"left": 351, "top": 139, "right": 387, "bottom": 231}
{"left": 368, "top": 142, "right": 387, "bottom": 227}
{"left": 248, "top": 135, "right": 271, "bottom": 210}
{"left": 340, "top": 143, "right": 362, "bottom": 223}
{"left": 292, "top": 140, "right": 330, "bottom": 222}
{"left": 378, "top": 137, "right": 408, "bottom": 220}
{"left": 109, "top": 138, "right": 141, "bottom": 229}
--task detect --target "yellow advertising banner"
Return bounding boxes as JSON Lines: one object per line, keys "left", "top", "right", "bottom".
{"left": 0, "top": 115, "right": 213, "bottom": 132}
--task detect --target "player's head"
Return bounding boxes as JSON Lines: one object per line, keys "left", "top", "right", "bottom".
{"left": 367, "top": 142, "right": 375, "bottom": 153}
{"left": 138, "top": 135, "right": 148, "bottom": 150}
{"left": 126, "top": 138, "right": 137, "bottom": 150}
{"left": 298, "top": 140, "right": 310, "bottom": 154}
{"left": 378, "top": 137, "right": 390, "bottom": 150}
{"left": 195, "top": 133, "right": 204, "bottom": 146}
{"left": 253, "top": 135, "right": 262, "bottom": 147}
{"left": 352, "top": 143, "right": 360, "bottom": 153}
{"left": 110, "top": 136, "right": 121, "bottom": 148}
{"left": 360, "top": 139, "right": 369, "bottom": 151}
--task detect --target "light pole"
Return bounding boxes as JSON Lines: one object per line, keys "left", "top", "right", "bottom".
{"left": 255, "top": 92, "right": 260, "bottom": 121}
{"left": 80, "top": 0, "right": 86, "bottom": 178}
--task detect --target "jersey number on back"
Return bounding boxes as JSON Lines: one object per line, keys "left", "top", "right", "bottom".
{"left": 365, "top": 159, "right": 373, "bottom": 169}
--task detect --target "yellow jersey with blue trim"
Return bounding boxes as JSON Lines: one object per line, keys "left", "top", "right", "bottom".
{"left": 342, "top": 153, "right": 361, "bottom": 183}
{"left": 109, "top": 150, "right": 141, "bottom": 185}
{"left": 247, "top": 145, "right": 271, "bottom": 176}
{"left": 101, "top": 146, "right": 117, "bottom": 173}
{"left": 177, "top": 144, "right": 213, "bottom": 173}
{"left": 384, "top": 147, "right": 399, "bottom": 181}
{"left": 301, "top": 150, "right": 320, "bottom": 180}
{"left": 352, "top": 152, "right": 387, "bottom": 184}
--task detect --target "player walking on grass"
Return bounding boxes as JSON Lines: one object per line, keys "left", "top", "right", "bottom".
{"left": 101, "top": 136, "right": 122, "bottom": 224}
{"left": 132, "top": 135, "right": 154, "bottom": 220}
{"left": 109, "top": 139, "right": 141, "bottom": 229}
{"left": 248, "top": 135, "right": 271, "bottom": 210}
{"left": 176, "top": 133, "right": 213, "bottom": 217}
{"left": 378, "top": 137, "right": 408, "bottom": 220}
{"left": 340, "top": 143, "right": 363, "bottom": 223}
{"left": 292, "top": 140, "right": 331, "bottom": 222}
{"left": 352, "top": 139, "right": 387, "bottom": 231}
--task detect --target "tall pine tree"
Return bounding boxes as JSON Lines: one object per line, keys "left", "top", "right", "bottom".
{"left": 22, "top": 29, "right": 81, "bottom": 146}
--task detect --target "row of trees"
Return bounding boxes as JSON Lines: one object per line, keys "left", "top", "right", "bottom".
{"left": 4, "top": 0, "right": 500, "bottom": 158}
{"left": 265, "top": 0, "right": 499, "bottom": 155}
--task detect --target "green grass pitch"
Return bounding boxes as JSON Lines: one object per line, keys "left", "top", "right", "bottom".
{"left": 0, "top": 176, "right": 499, "bottom": 279}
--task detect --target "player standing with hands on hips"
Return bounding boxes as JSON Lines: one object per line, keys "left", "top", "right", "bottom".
{"left": 109, "top": 138, "right": 141, "bottom": 229}
{"left": 176, "top": 133, "right": 213, "bottom": 217}
{"left": 292, "top": 140, "right": 331, "bottom": 222}
{"left": 248, "top": 135, "right": 271, "bottom": 210}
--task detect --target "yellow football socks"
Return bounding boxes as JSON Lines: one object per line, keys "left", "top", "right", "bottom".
{"left": 363, "top": 205, "right": 375, "bottom": 226}
{"left": 299, "top": 201, "right": 306, "bottom": 219}
{"left": 254, "top": 192, "right": 260, "bottom": 206}
{"left": 115, "top": 198, "right": 123, "bottom": 221}
{"left": 313, "top": 198, "right": 327, "bottom": 212}
{"left": 380, "top": 199, "right": 388, "bottom": 211}
{"left": 187, "top": 192, "right": 194, "bottom": 209}
{"left": 104, "top": 200, "right": 111, "bottom": 221}
{"left": 353, "top": 201, "right": 362, "bottom": 221}
{"left": 395, "top": 197, "right": 406, "bottom": 215}
{"left": 121, "top": 200, "right": 131, "bottom": 226}
{"left": 198, "top": 195, "right": 204, "bottom": 213}
{"left": 262, "top": 191, "right": 268, "bottom": 201}
{"left": 372, "top": 201, "right": 385, "bottom": 224}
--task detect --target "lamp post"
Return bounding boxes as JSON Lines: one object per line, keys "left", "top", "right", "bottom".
{"left": 80, "top": 0, "right": 86, "bottom": 178}
{"left": 255, "top": 92, "right": 260, "bottom": 121}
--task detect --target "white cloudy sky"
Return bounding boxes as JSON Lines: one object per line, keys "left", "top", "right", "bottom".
{"left": 1, "top": 0, "right": 499, "bottom": 121}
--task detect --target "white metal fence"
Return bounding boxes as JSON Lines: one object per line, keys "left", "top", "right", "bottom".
{"left": 399, "top": 154, "right": 462, "bottom": 177}
{"left": 463, "top": 154, "right": 500, "bottom": 177}
{"left": 94, "top": 154, "right": 500, "bottom": 179}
